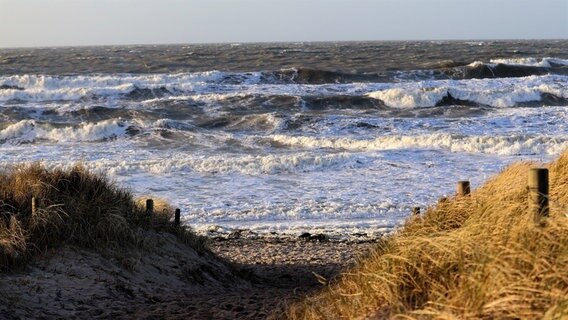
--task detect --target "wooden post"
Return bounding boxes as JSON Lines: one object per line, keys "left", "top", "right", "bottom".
{"left": 412, "top": 207, "right": 420, "bottom": 216}
{"left": 174, "top": 208, "right": 181, "bottom": 227}
{"left": 31, "top": 197, "right": 39, "bottom": 215}
{"left": 457, "top": 181, "right": 471, "bottom": 196}
{"left": 528, "top": 168, "right": 549, "bottom": 220}
{"left": 146, "top": 199, "right": 154, "bottom": 217}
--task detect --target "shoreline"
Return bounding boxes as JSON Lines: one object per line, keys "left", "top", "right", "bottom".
{"left": 197, "top": 226, "right": 391, "bottom": 243}
{"left": 198, "top": 227, "right": 386, "bottom": 243}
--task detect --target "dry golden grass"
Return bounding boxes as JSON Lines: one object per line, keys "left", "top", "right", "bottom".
{"left": 0, "top": 163, "right": 204, "bottom": 271}
{"left": 286, "top": 153, "right": 568, "bottom": 319}
{"left": 135, "top": 196, "right": 175, "bottom": 221}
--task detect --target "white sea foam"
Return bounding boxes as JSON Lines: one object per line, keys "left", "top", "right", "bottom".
{"left": 0, "top": 120, "right": 37, "bottom": 142}
{"left": 538, "top": 84, "right": 568, "bottom": 99}
{"left": 0, "top": 72, "right": 567, "bottom": 110}
{"left": 100, "top": 152, "right": 360, "bottom": 176}
{"left": 466, "top": 61, "right": 490, "bottom": 68}
{"left": 367, "top": 75, "right": 568, "bottom": 108}
{"left": 266, "top": 133, "right": 568, "bottom": 156}
{"left": 490, "top": 57, "right": 546, "bottom": 67}
{"left": 367, "top": 85, "right": 541, "bottom": 109}
{"left": 0, "top": 72, "right": 247, "bottom": 102}
{"left": 368, "top": 87, "right": 449, "bottom": 108}
{"left": 0, "top": 118, "right": 130, "bottom": 143}
{"left": 490, "top": 57, "right": 568, "bottom": 68}
{"left": 0, "top": 72, "right": 225, "bottom": 91}
{"left": 448, "top": 85, "right": 542, "bottom": 108}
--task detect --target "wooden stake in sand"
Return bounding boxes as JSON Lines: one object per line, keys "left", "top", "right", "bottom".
{"left": 412, "top": 207, "right": 421, "bottom": 215}
{"left": 528, "top": 168, "right": 549, "bottom": 221}
{"left": 31, "top": 197, "right": 39, "bottom": 216}
{"left": 175, "top": 208, "right": 181, "bottom": 227}
{"left": 146, "top": 199, "right": 154, "bottom": 217}
{"left": 456, "top": 181, "right": 471, "bottom": 196}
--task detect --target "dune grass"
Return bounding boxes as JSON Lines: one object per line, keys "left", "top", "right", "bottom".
{"left": 0, "top": 163, "right": 204, "bottom": 271}
{"left": 286, "top": 152, "right": 568, "bottom": 319}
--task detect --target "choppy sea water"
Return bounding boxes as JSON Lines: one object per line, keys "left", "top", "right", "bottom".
{"left": 1, "top": 41, "right": 567, "bottom": 238}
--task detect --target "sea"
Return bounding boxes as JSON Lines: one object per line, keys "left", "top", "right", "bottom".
{"left": 1, "top": 40, "right": 567, "bottom": 239}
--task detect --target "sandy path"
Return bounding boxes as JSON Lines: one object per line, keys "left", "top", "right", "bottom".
{"left": 197, "top": 238, "right": 376, "bottom": 319}
{"left": 113, "top": 238, "right": 377, "bottom": 319}
{"left": 0, "top": 234, "right": 377, "bottom": 319}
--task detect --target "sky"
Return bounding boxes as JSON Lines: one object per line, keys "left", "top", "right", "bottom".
{"left": 0, "top": 0, "right": 566, "bottom": 48}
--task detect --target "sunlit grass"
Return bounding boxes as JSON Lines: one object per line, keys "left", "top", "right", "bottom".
{"left": 0, "top": 163, "right": 205, "bottom": 271}
{"left": 286, "top": 152, "right": 568, "bottom": 319}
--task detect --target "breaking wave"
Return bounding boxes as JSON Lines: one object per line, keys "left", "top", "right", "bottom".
{"left": 442, "top": 58, "right": 568, "bottom": 80}
{"left": 265, "top": 133, "right": 568, "bottom": 156}
{"left": 102, "top": 152, "right": 362, "bottom": 176}
{"left": 367, "top": 75, "right": 568, "bottom": 108}
{"left": 0, "top": 118, "right": 136, "bottom": 144}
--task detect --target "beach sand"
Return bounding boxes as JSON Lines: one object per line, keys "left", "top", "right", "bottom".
{"left": 0, "top": 231, "right": 376, "bottom": 319}
{"left": 206, "top": 237, "right": 376, "bottom": 319}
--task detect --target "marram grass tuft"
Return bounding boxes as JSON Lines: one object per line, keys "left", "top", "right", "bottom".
{"left": 0, "top": 163, "right": 204, "bottom": 271}
{"left": 286, "top": 153, "right": 568, "bottom": 319}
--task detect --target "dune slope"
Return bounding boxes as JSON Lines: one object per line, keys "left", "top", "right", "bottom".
{"left": 287, "top": 152, "right": 568, "bottom": 319}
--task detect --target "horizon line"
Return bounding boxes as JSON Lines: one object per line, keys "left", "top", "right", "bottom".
{"left": 1, "top": 38, "right": 567, "bottom": 50}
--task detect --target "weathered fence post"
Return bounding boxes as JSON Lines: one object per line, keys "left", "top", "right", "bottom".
{"left": 412, "top": 207, "right": 421, "bottom": 216}
{"left": 174, "top": 208, "right": 181, "bottom": 227}
{"left": 528, "top": 168, "right": 549, "bottom": 221}
{"left": 31, "top": 197, "right": 39, "bottom": 215}
{"left": 146, "top": 199, "right": 154, "bottom": 217}
{"left": 457, "top": 180, "right": 471, "bottom": 196}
